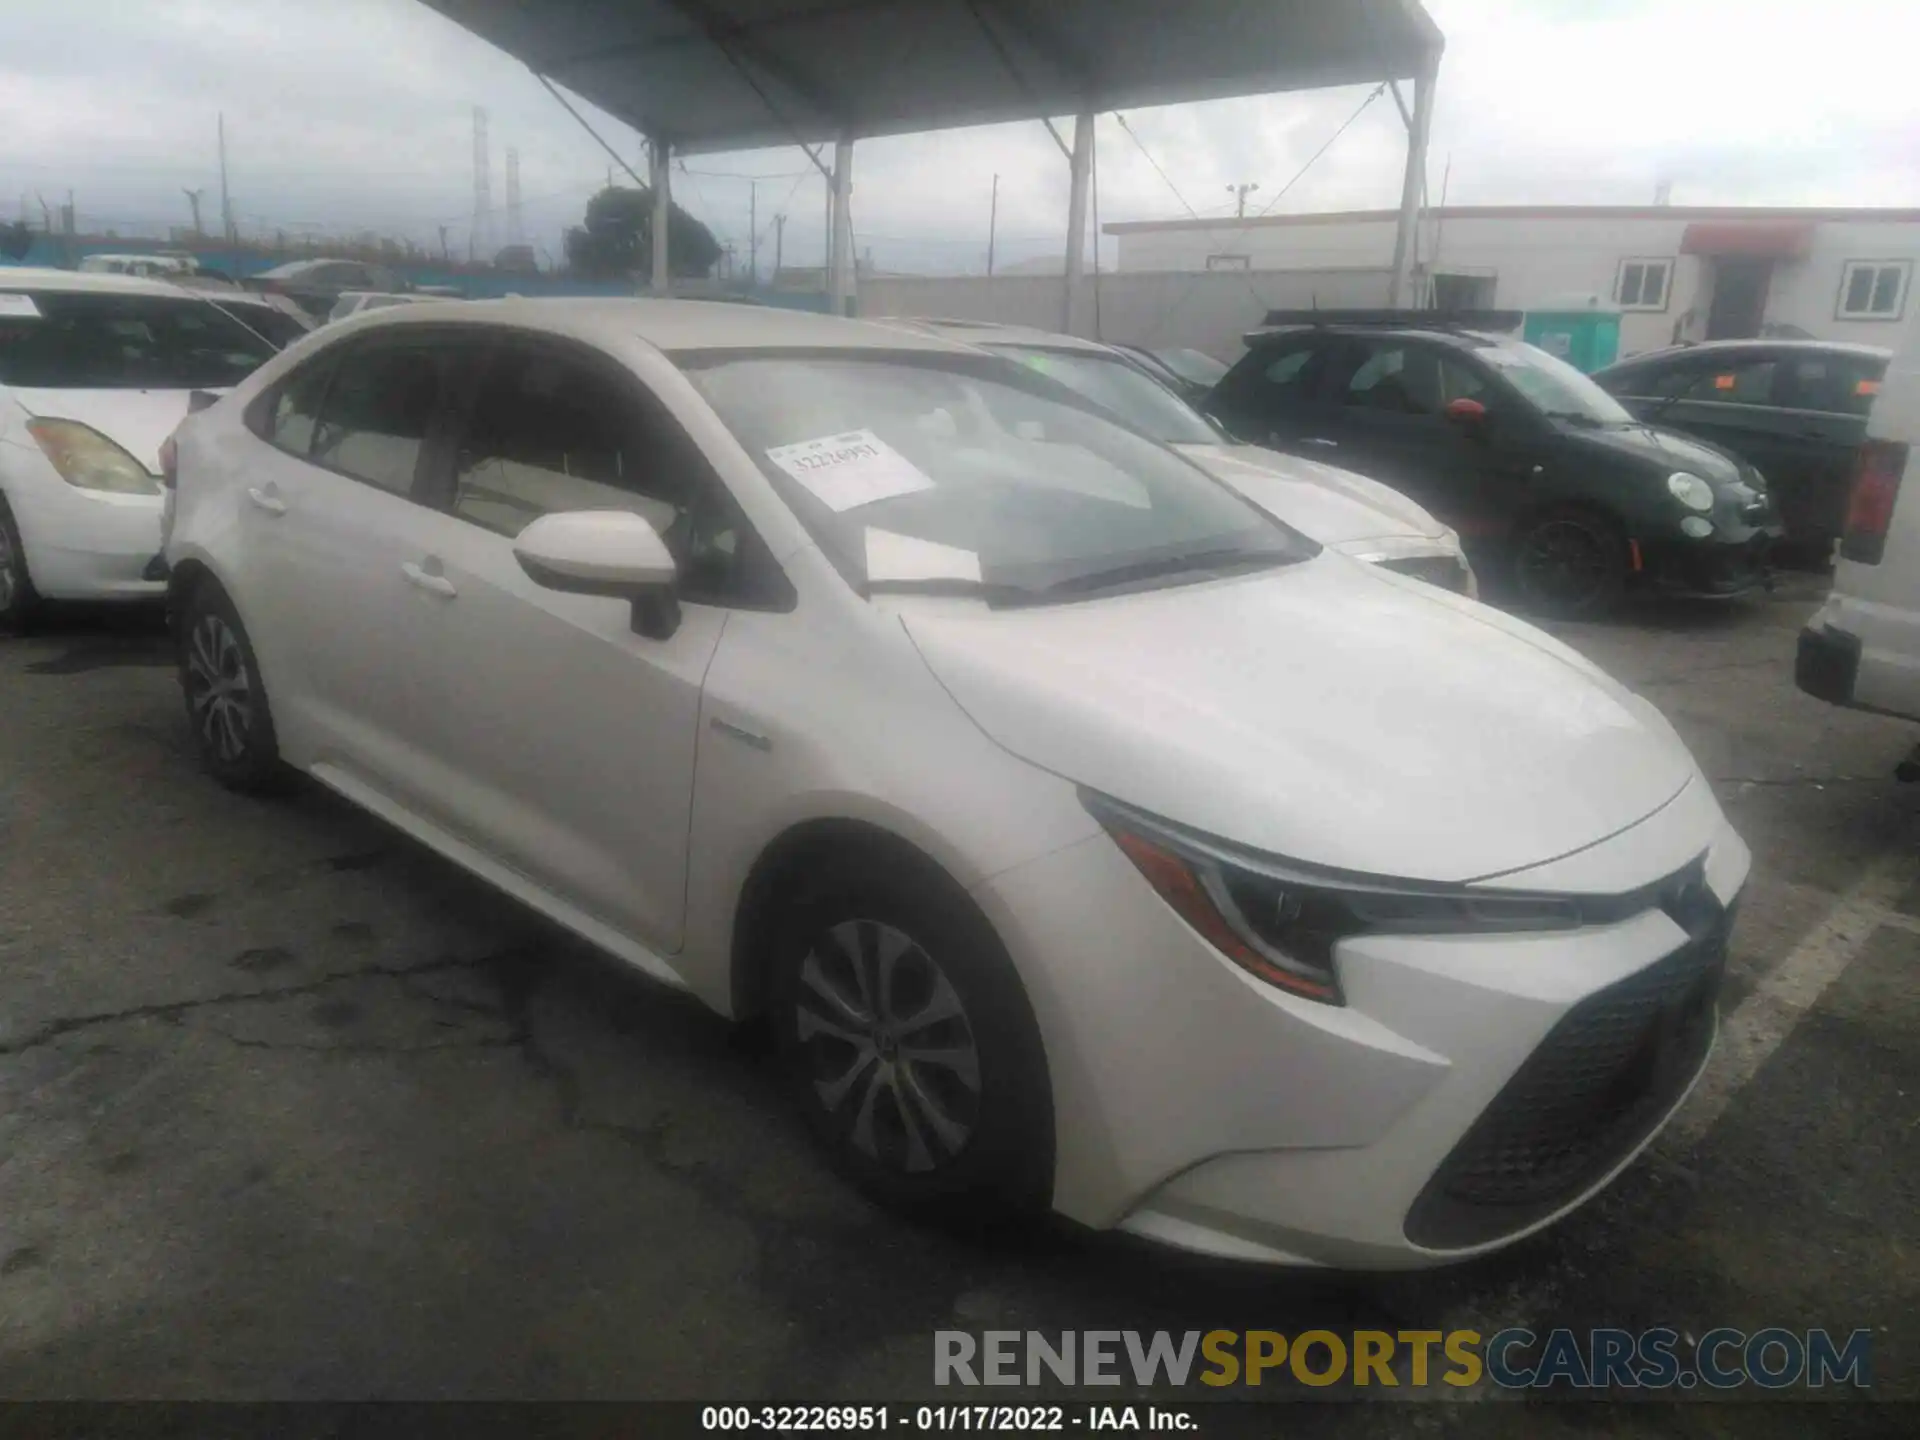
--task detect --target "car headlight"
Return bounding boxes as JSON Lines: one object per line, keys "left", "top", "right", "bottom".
{"left": 1085, "top": 793, "right": 1583, "bottom": 1006}
{"left": 25, "top": 418, "right": 161, "bottom": 495}
{"left": 1667, "top": 471, "right": 1714, "bottom": 513}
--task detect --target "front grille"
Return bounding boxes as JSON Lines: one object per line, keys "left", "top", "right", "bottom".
{"left": 1404, "top": 895, "right": 1731, "bottom": 1250}
{"left": 1379, "top": 554, "right": 1469, "bottom": 593}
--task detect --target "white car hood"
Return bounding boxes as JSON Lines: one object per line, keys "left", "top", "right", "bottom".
{"left": 1177, "top": 442, "right": 1448, "bottom": 548}
{"left": 8, "top": 388, "right": 200, "bottom": 471}
{"left": 902, "top": 557, "right": 1695, "bottom": 883}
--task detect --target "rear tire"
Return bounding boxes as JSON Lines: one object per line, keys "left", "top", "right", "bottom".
{"left": 769, "top": 853, "right": 1053, "bottom": 1222}
{"left": 0, "top": 496, "right": 42, "bottom": 635}
{"left": 1512, "top": 507, "right": 1629, "bottom": 619}
{"left": 176, "top": 580, "right": 289, "bottom": 793}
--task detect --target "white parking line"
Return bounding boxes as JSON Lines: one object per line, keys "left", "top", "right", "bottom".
{"left": 1667, "top": 847, "right": 1920, "bottom": 1149}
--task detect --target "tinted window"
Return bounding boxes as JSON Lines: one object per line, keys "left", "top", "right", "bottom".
{"left": 309, "top": 341, "right": 446, "bottom": 495}
{"left": 1703, "top": 357, "right": 1776, "bottom": 406}
{"left": 1340, "top": 342, "right": 1484, "bottom": 417}
{"left": 454, "top": 344, "right": 780, "bottom": 605}
{"left": 266, "top": 355, "right": 337, "bottom": 456}
{"left": 1607, "top": 358, "right": 1705, "bottom": 400}
{"left": 1780, "top": 353, "right": 1886, "bottom": 418}
{"left": 0, "top": 292, "right": 277, "bottom": 389}
{"left": 453, "top": 346, "right": 686, "bottom": 538}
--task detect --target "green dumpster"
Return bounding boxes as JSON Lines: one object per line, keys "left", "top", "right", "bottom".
{"left": 1523, "top": 301, "right": 1622, "bottom": 373}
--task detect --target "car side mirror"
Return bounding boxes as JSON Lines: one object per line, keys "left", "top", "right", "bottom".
{"left": 513, "top": 510, "right": 681, "bottom": 640}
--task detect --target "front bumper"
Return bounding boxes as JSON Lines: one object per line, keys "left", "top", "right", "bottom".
{"left": 4, "top": 473, "right": 166, "bottom": 602}
{"left": 975, "top": 778, "right": 1749, "bottom": 1268}
{"left": 1639, "top": 530, "right": 1776, "bottom": 597}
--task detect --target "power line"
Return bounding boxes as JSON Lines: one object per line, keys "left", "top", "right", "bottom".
{"left": 1250, "top": 84, "right": 1387, "bottom": 217}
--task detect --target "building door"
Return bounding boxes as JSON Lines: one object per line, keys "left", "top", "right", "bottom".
{"left": 1706, "top": 258, "right": 1772, "bottom": 339}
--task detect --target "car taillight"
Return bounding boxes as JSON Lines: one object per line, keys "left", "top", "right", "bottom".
{"left": 158, "top": 434, "right": 178, "bottom": 489}
{"left": 1841, "top": 439, "right": 1911, "bottom": 566}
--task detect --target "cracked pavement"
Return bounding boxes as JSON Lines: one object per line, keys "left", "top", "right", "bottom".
{"left": 1, "top": 580, "right": 1915, "bottom": 1432}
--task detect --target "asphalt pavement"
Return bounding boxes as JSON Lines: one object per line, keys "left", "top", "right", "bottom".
{"left": 0, "top": 577, "right": 1914, "bottom": 1435}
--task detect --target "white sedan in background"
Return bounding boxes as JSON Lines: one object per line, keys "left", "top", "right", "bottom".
{"left": 0, "top": 269, "right": 279, "bottom": 631}
{"left": 165, "top": 299, "right": 1747, "bottom": 1268}
{"left": 892, "top": 318, "right": 1478, "bottom": 596}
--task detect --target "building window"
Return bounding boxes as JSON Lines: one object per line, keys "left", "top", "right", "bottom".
{"left": 1615, "top": 258, "right": 1672, "bottom": 311}
{"left": 1836, "top": 260, "right": 1911, "bottom": 321}
{"left": 1204, "top": 253, "right": 1251, "bottom": 271}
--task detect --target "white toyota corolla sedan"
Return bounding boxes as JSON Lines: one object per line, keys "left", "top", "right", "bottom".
{"left": 164, "top": 299, "right": 1749, "bottom": 1268}
{"left": 0, "top": 268, "right": 280, "bottom": 631}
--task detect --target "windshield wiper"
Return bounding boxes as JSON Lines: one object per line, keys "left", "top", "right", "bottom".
{"left": 1037, "top": 545, "right": 1296, "bottom": 597}
{"left": 864, "top": 576, "right": 1031, "bottom": 605}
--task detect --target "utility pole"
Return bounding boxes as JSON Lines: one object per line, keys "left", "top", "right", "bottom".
{"left": 986, "top": 173, "right": 999, "bottom": 276}
{"left": 505, "top": 146, "right": 524, "bottom": 249}
{"left": 1227, "top": 181, "right": 1259, "bottom": 218}
{"left": 218, "top": 113, "right": 235, "bottom": 242}
{"left": 438, "top": 224, "right": 451, "bottom": 262}
{"left": 745, "top": 182, "right": 757, "bottom": 287}
{"left": 471, "top": 106, "right": 492, "bottom": 264}
{"left": 182, "top": 188, "right": 205, "bottom": 236}
{"left": 772, "top": 213, "right": 785, "bottom": 288}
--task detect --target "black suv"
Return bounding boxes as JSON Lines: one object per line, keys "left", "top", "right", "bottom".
{"left": 1206, "top": 311, "right": 1783, "bottom": 615}
{"left": 1592, "top": 339, "right": 1890, "bottom": 555}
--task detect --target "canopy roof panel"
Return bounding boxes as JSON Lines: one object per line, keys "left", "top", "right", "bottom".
{"left": 423, "top": 0, "right": 1442, "bottom": 154}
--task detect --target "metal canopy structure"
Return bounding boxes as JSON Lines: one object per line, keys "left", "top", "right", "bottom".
{"left": 423, "top": 0, "right": 1444, "bottom": 320}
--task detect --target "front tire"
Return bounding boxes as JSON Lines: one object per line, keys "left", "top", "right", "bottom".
{"left": 771, "top": 858, "right": 1053, "bottom": 1221}
{"left": 177, "top": 581, "right": 288, "bottom": 793}
{"left": 1513, "top": 507, "right": 1629, "bottom": 618}
{"left": 0, "top": 496, "right": 42, "bottom": 635}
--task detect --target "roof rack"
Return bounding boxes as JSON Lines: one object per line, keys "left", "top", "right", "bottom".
{"left": 1254, "top": 307, "right": 1526, "bottom": 334}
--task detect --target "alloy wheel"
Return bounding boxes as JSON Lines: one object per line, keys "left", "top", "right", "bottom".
{"left": 793, "top": 918, "right": 983, "bottom": 1174}
{"left": 185, "top": 613, "right": 254, "bottom": 764}
{"left": 1519, "top": 519, "right": 1612, "bottom": 611}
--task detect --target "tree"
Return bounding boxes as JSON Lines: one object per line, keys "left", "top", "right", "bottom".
{"left": 0, "top": 221, "right": 32, "bottom": 261}
{"left": 564, "top": 185, "right": 721, "bottom": 281}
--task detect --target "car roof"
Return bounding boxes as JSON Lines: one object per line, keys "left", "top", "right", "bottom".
{"left": 1245, "top": 322, "right": 1504, "bottom": 352}
{"left": 880, "top": 316, "right": 1120, "bottom": 356}
{"left": 258, "top": 258, "right": 371, "bottom": 279}
{"left": 1597, "top": 338, "right": 1893, "bottom": 371}
{"left": 0, "top": 266, "right": 199, "bottom": 298}
{"left": 338, "top": 296, "right": 977, "bottom": 355}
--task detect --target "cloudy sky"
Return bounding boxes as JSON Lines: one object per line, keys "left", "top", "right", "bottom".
{"left": 3, "top": 0, "right": 1916, "bottom": 275}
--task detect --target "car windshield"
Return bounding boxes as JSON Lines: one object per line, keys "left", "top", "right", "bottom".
{"left": 679, "top": 352, "right": 1314, "bottom": 604}
{"left": 1473, "top": 339, "right": 1634, "bottom": 425}
{"left": 0, "top": 291, "right": 279, "bottom": 388}
{"left": 990, "top": 345, "right": 1223, "bottom": 446}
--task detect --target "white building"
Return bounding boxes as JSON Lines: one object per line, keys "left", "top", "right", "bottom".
{"left": 1104, "top": 206, "right": 1920, "bottom": 359}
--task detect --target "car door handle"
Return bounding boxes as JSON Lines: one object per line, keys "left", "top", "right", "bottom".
{"left": 401, "top": 561, "right": 457, "bottom": 598}
{"left": 245, "top": 486, "right": 287, "bottom": 515}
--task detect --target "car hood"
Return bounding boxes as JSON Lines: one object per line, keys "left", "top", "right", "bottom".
{"left": 902, "top": 556, "right": 1695, "bottom": 882}
{"left": 1563, "top": 420, "right": 1747, "bottom": 486}
{"left": 1176, "top": 442, "right": 1449, "bottom": 545}
{"left": 8, "top": 387, "right": 201, "bottom": 471}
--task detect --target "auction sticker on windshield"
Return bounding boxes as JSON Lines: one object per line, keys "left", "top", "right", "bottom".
{"left": 767, "top": 429, "right": 934, "bottom": 512}
{"left": 0, "top": 294, "right": 42, "bottom": 318}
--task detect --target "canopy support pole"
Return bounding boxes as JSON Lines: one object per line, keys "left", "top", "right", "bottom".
{"left": 1062, "top": 110, "right": 1093, "bottom": 335}
{"left": 650, "top": 136, "right": 671, "bottom": 292}
{"left": 828, "top": 133, "right": 855, "bottom": 315}
{"left": 1388, "top": 55, "right": 1436, "bottom": 308}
